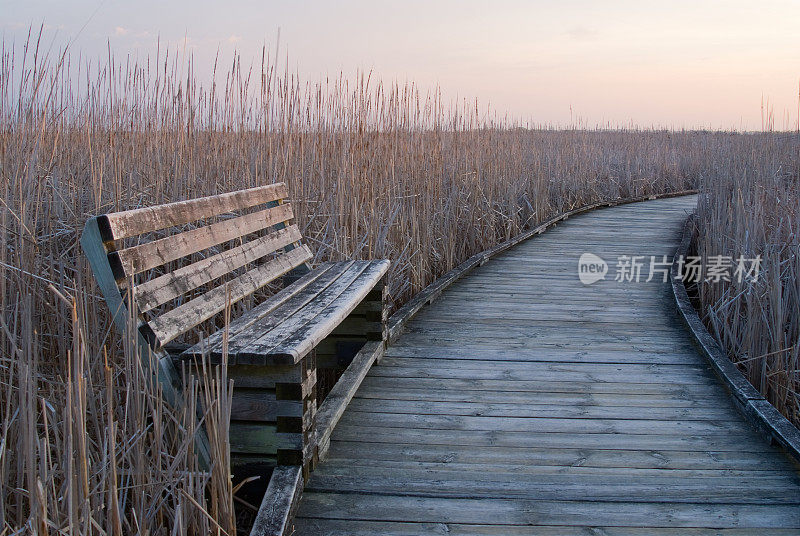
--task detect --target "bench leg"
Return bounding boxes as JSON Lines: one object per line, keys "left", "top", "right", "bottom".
{"left": 275, "top": 351, "right": 317, "bottom": 480}
{"left": 363, "top": 275, "right": 389, "bottom": 347}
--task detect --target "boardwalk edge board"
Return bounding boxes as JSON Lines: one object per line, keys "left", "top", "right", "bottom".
{"left": 315, "top": 341, "right": 385, "bottom": 460}
{"left": 249, "top": 465, "right": 303, "bottom": 536}
{"left": 670, "top": 214, "right": 800, "bottom": 465}
{"left": 387, "top": 189, "right": 699, "bottom": 343}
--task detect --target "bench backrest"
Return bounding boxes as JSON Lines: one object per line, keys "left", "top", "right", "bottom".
{"left": 82, "top": 182, "right": 312, "bottom": 352}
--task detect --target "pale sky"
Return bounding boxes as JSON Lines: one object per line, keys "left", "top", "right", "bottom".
{"left": 2, "top": 0, "right": 799, "bottom": 130}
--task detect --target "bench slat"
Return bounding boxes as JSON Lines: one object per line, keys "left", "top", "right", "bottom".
{"left": 235, "top": 262, "right": 373, "bottom": 361}
{"left": 226, "top": 262, "right": 365, "bottom": 362}
{"left": 113, "top": 203, "right": 294, "bottom": 277}
{"left": 145, "top": 245, "right": 312, "bottom": 347}
{"left": 186, "top": 262, "right": 357, "bottom": 360}
{"left": 184, "top": 263, "right": 345, "bottom": 358}
{"left": 100, "top": 183, "right": 288, "bottom": 240}
{"left": 256, "top": 260, "right": 389, "bottom": 363}
{"left": 135, "top": 225, "right": 303, "bottom": 313}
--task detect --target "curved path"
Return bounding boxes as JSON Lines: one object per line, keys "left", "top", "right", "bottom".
{"left": 294, "top": 196, "right": 800, "bottom": 534}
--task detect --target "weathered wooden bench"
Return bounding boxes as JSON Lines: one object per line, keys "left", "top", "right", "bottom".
{"left": 81, "top": 183, "right": 389, "bottom": 493}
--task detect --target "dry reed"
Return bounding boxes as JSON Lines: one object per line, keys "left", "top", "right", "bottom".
{"left": 694, "top": 133, "right": 800, "bottom": 427}
{"left": 3, "top": 29, "right": 797, "bottom": 534}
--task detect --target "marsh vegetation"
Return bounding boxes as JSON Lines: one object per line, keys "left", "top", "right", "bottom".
{"left": 1, "top": 33, "right": 797, "bottom": 534}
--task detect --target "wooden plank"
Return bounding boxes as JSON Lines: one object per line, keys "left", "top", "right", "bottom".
{"left": 231, "top": 390, "right": 279, "bottom": 421}
{"left": 358, "top": 375, "right": 738, "bottom": 396}
{"left": 305, "top": 472, "right": 800, "bottom": 504}
{"left": 113, "top": 203, "right": 294, "bottom": 276}
{"left": 393, "top": 335, "right": 698, "bottom": 353}
{"left": 249, "top": 465, "right": 303, "bottom": 536}
{"left": 416, "top": 302, "right": 683, "bottom": 317}
{"left": 389, "top": 338, "right": 698, "bottom": 354}
{"left": 100, "top": 183, "right": 287, "bottom": 240}
{"left": 426, "top": 293, "right": 670, "bottom": 306}
{"left": 389, "top": 336, "right": 696, "bottom": 352}
{"left": 135, "top": 224, "right": 302, "bottom": 312}
{"left": 293, "top": 519, "right": 800, "bottom": 536}
{"left": 353, "top": 386, "right": 734, "bottom": 408}
{"left": 145, "top": 245, "right": 312, "bottom": 347}
{"left": 239, "top": 260, "right": 390, "bottom": 364}
{"left": 314, "top": 341, "right": 384, "bottom": 460}
{"left": 262, "top": 260, "right": 389, "bottom": 361}
{"left": 408, "top": 318, "right": 687, "bottom": 335}
{"left": 295, "top": 492, "right": 800, "bottom": 528}
{"left": 314, "top": 459, "right": 800, "bottom": 482}
{"left": 365, "top": 363, "right": 718, "bottom": 385}
{"left": 330, "top": 423, "right": 773, "bottom": 453}
{"left": 384, "top": 345, "right": 703, "bottom": 365}
{"left": 184, "top": 263, "right": 344, "bottom": 358}
{"left": 229, "top": 422, "right": 307, "bottom": 454}
{"left": 345, "top": 398, "right": 743, "bottom": 422}
{"left": 416, "top": 299, "right": 676, "bottom": 312}
{"left": 399, "top": 324, "right": 691, "bottom": 341}
{"left": 336, "top": 410, "right": 752, "bottom": 436}
{"left": 226, "top": 364, "right": 304, "bottom": 389}
{"left": 376, "top": 357, "right": 711, "bottom": 376}
{"left": 222, "top": 261, "right": 363, "bottom": 360}
{"left": 323, "top": 442, "right": 797, "bottom": 471}
{"left": 229, "top": 422, "right": 279, "bottom": 454}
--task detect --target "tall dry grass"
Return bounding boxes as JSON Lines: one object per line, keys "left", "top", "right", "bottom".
{"left": 3, "top": 29, "right": 797, "bottom": 533}
{"left": 694, "top": 133, "right": 800, "bottom": 427}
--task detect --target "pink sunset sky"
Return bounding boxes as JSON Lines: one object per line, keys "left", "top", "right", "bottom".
{"left": 2, "top": 0, "right": 799, "bottom": 130}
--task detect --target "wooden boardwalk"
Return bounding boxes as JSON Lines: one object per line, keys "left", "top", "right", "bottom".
{"left": 293, "top": 196, "right": 800, "bottom": 534}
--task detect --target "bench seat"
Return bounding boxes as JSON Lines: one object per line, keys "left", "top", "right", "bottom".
{"left": 183, "top": 259, "right": 389, "bottom": 365}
